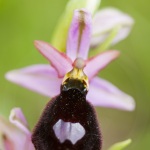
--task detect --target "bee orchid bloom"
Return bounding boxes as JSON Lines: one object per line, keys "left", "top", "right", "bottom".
{"left": 0, "top": 108, "right": 34, "bottom": 150}
{"left": 5, "top": 9, "right": 135, "bottom": 111}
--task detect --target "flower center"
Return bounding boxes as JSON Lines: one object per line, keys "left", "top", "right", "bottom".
{"left": 62, "top": 58, "right": 89, "bottom": 92}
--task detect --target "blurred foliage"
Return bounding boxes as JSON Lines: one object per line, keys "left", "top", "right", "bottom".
{"left": 0, "top": 0, "right": 150, "bottom": 150}
{"left": 108, "top": 139, "right": 132, "bottom": 150}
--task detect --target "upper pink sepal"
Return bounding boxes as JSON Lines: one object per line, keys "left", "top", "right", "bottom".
{"left": 67, "top": 9, "right": 92, "bottom": 61}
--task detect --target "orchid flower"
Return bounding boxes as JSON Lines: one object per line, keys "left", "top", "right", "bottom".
{"left": 0, "top": 108, "right": 132, "bottom": 150}
{"left": 5, "top": 9, "right": 135, "bottom": 111}
{"left": 51, "top": 0, "right": 134, "bottom": 52}
{"left": 0, "top": 108, "right": 34, "bottom": 150}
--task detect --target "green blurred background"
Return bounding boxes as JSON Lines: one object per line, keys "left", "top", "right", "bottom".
{"left": 0, "top": 0, "right": 149, "bottom": 149}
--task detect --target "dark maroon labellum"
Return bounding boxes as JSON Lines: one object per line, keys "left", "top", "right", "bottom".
{"left": 32, "top": 79, "right": 102, "bottom": 150}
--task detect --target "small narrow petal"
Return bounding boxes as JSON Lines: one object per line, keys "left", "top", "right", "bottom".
{"left": 84, "top": 50, "right": 120, "bottom": 80}
{"left": 5, "top": 64, "right": 62, "bottom": 97}
{"left": 87, "top": 77, "right": 135, "bottom": 111}
{"left": 9, "top": 108, "right": 30, "bottom": 135}
{"left": 91, "top": 7, "right": 134, "bottom": 47}
{"left": 0, "top": 116, "right": 32, "bottom": 150}
{"left": 34, "top": 40, "right": 72, "bottom": 77}
{"left": 67, "top": 9, "right": 92, "bottom": 61}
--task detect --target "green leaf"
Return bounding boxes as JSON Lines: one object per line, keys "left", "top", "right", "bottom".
{"left": 108, "top": 139, "right": 132, "bottom": 150}
{"left": 51, "top": 0, "right": 101, "bottom": 52}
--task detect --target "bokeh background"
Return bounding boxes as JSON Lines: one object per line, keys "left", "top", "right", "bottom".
{"left": 0, "top": 0, "right": 149, "bottom": 149}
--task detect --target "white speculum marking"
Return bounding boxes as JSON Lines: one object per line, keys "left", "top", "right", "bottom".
{"left": 53, "top": 119, "right": 85, "bottom": 144}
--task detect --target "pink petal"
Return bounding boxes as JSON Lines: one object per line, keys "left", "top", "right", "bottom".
{"left": 0, "top": 116, "right": 34, "bottom": 150}
{"left": 34, "top": 40, "right": 72, "bottom": 77}
{"left": 87, "top": 77, "right": 135, "bottom": 111}
{"left": 91, "top": 7, "right": 134, "bottom": 47}
{"left": 66, "top": 9, "right": 92, "bottom": 61}
{"left": 9, "top": 108, "right": 30, "bottom": 135}
{"left": 5, "top": 64, "right": 62, "bottom": 97}
{"left": 84, "top": 50, "right": 120, "bottom": 80}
